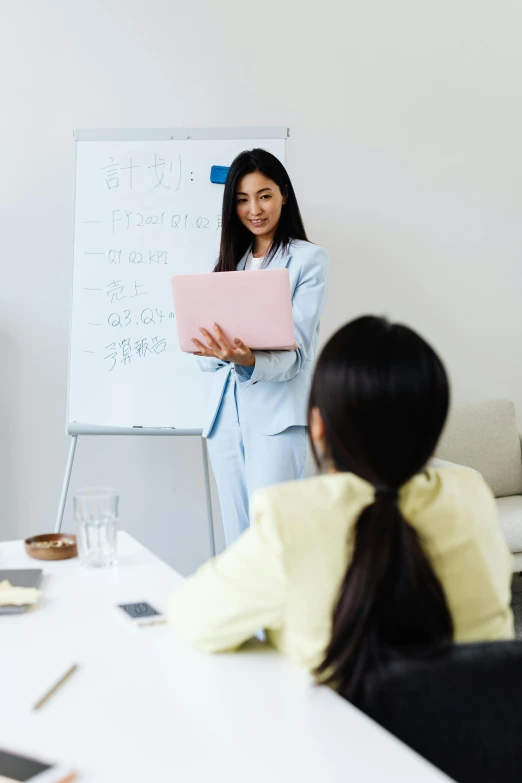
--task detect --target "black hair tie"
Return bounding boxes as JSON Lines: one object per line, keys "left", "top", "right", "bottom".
{"left": 375, "top": 486, "right": 399, "bottom": 500}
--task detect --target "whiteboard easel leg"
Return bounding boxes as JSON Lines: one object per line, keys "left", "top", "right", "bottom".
{"left": 55, "top": 436, "right": 78, "bottom": 534}
{"left": 201, "top": 437, "right": 216, "bottom": 558}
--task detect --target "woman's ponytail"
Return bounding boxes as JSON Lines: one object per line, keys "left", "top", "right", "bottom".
{"left": 315, "top": 494, "right": 452, "bottom": 701}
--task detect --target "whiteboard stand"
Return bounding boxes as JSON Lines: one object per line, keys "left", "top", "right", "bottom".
{"left": 55, "top": 425, "right": 216, "bottom": 559}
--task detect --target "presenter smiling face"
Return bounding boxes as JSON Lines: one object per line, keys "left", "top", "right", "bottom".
{"left": 235, "top": 171, "right": 287, "bottom": 257}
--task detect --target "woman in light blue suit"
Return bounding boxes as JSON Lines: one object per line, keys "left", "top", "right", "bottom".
{"left": 193, "top": 149, "right": 329, "bottom": 546}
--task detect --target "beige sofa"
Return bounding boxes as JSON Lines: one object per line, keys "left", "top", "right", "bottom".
{"left": 434, "top": 399, "right": 522, "bottom": 571}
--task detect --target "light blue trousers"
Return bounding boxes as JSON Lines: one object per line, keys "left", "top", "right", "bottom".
{"left": 207, "top": 373, "right": 308, "bottom": 547}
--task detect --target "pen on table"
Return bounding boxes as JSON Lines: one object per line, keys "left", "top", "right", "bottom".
{"left": 33, "top": 664, "right": 79, "bottom": 711}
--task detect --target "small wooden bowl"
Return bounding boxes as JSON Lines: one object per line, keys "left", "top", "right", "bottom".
{"left": 25, "top": 533, "right": 78, "bottom": 561}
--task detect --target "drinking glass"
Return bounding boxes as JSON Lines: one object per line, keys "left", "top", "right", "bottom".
{"left": 74, "top": 488, "right": 118, "bottom": 567}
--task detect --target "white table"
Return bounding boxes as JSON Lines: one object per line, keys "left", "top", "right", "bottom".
{"left": 0, "top": 532, "right": 453, "bottom": 782}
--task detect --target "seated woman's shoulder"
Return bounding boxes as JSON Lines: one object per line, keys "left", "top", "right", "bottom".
{"left": 421, "top": 463, "right": 496, "bottom": 518}
{"left": 252, "top": 474, "right": 325, "bottom": 508}
{"left": 251, "top": 473, "right": 364, "bottom": 520}
{"left": 427, "top": 462, "right": 491, "bottom": 493}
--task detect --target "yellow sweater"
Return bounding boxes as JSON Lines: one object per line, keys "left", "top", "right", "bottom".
{"left": 169, "top": 467, "right": 514, "bottom": 671}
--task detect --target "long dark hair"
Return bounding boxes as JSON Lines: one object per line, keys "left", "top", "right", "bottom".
{"left": 311, "top": 316, "right": 453, "bottom": 702}
{"left": 214, "top": 149, "right": 308, "bottom": 272}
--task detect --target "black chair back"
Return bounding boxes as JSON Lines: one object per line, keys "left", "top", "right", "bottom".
{"left": 359, "top": 641, "right": 522, "bottom": 783}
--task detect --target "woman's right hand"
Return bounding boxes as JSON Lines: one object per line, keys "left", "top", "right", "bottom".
{"left": 193, "top": 324, "right": 255, "bottom": 368}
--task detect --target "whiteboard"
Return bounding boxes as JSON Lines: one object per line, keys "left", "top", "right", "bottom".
{"left": 68, "top": 129, "right": 286, "bottom": 431}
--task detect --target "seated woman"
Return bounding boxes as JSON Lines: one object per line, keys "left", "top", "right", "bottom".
{"left": 169, "top": 316, "right": 514, "bottom": 700}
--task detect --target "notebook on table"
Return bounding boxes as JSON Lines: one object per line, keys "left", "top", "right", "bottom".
{"left": 171, "top": 269, "right": 295, "bottom": 353}
{"left": 0, "top": 569, "right": 43, "bottom": 615}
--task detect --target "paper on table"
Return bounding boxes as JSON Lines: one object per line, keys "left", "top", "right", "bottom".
{"left": 0, "top": 580, "right": 41, "bottom": 606}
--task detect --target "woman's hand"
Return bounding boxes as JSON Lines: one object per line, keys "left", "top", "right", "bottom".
{"left": 193, "top": 324, "right": 255, "bottom": 367}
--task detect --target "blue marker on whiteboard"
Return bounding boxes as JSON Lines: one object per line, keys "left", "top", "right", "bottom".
{"left": 210, "top": 166, "right": 229, "bottom": 184}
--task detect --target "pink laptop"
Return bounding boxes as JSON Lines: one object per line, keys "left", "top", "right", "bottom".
{"left": 171, "top": 269, "right": 295, "bottom": 353}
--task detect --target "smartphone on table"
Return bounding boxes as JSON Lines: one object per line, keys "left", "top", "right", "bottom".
{"left": 115, "top": 601, "right": 166, "bottom": 627}
{"left": 0, "top": 747, "right": 76, "bottom": 783}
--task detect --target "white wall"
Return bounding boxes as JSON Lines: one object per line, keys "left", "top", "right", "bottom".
{"left": 1, "top": 0, "right": 521, "bottom": 573}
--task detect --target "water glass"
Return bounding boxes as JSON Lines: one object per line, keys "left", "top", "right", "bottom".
{"left": 74, "top": 488, "right": 119, "bottom": 567}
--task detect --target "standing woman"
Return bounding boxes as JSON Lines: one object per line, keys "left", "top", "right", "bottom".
{"left": 192, "top": 149, "right": 329, "bottom": 546}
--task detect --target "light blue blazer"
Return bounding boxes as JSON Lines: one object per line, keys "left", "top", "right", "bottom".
{"left": 199, "top": 240, "right": 329, "bottom": 437}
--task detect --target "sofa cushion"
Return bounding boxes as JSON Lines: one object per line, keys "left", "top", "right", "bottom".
{"left": 496, "top": 496, "right": 522, "bottom": 554}
{"left": 436, "top": 400, "right": 522, "bottom": 498}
